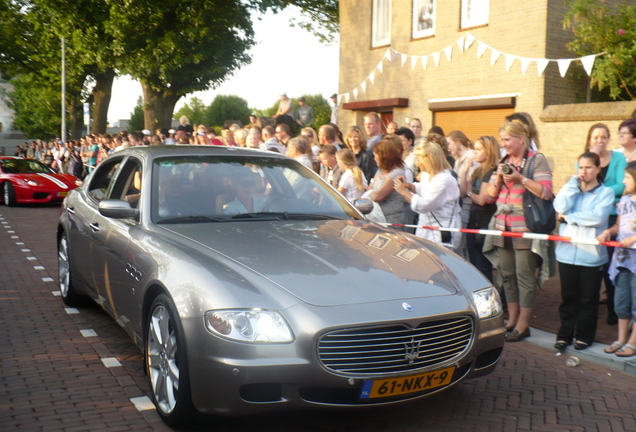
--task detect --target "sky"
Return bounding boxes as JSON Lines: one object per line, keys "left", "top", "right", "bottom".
{"left": 106, "top": 8, "right": 339, "bottom": 125}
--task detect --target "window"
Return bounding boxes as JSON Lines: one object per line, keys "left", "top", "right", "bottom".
{"left": 372, "top": 0, "right": 391, "bottom": 48}
{"left": 461, "top": 0, "right": 489, "bottom": 28}
{"left": 87, "top": 158, "right": 124, "bottom": 202}
{"left": 412, "top": 0, "right": 435, "bottom": 39}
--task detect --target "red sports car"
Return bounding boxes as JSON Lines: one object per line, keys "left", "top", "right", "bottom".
{"left": 0, "top": 157, "right": 81, "bottom": 206}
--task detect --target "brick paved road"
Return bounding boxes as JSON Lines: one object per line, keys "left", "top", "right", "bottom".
{"left": 1, "top": 204, "right": 636, "bottom": 432}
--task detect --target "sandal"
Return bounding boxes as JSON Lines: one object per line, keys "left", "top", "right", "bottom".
{"left": 554, "top": 340, "right": 569, "bottom": 350}
{"left": 604, "top": 341, "right": 624, "bottom": 354}
{"left": 616, "top": 344, "right": 636, "bottom": 358}
{"left": 574, "top": 341, "right": 591, "bottom": 350}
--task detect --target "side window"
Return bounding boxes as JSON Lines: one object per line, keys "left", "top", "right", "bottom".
{"left": 412, "top": 0, "right": 436, "bottom": 39}
{"left": 121, "top": 161, "right": 143, "bottom": 208}
{"left": 87, "top": 158, "right": 124, "bottom": 202}
{"left": 372, "top": 0, "right": 391, "bottom": 48}
{"left": 461, "top": 0, "right": 489, "bottom": 29}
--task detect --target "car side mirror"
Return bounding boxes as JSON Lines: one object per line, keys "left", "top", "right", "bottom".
{"left": 99, "top": 199, "right": 140, "bottom": 220}
{"left": 353, "top": 198, "right": 373, "bottom": 215}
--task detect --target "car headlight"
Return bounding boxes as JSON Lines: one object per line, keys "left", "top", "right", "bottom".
{"left": 205, "top": 309, "right": 294, "bottom": 343}
{"left": 24, "top": 179, "right": 42, "bottom": 186}
{"left": 74, "top": 179, "right": 83, "bottom": 186}
{"left": 472, "top": 287, "right": 503, "bottom": 319}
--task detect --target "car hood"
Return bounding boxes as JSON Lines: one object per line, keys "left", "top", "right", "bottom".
{"left": 162, "top": 220, "right": 461, "bottom": 307}
{"left": 14, "top": 172, "right": 77, "bottom": 189}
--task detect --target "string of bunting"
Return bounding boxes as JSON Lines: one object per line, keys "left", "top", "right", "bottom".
{"left": 379, "top": 223, "right": 636, "bottom": 250}
{"left": 337, "top": 32, "right": 605, "bottom": 104}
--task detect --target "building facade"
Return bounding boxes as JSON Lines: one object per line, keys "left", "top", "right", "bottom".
{"left": 336, "top": 0, "right": 636, "bottom": 190}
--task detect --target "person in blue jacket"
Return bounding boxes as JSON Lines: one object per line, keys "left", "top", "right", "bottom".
{"left": 554, "top": 151, "right": 614, "bottom": 350}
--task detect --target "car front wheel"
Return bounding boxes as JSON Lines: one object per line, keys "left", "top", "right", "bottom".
{"left": 3, "top": 182, "right": 16, "bottom": 206}
{"left": 58, "top": 232, "right": 84, "bottom": 306}
{"left": 146, "top": 294, "right": 194, "bottom": 427}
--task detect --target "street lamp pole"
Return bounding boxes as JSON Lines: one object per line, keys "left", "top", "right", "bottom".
{"left": 61, "top": 37, "right": 66, "bottom": 142}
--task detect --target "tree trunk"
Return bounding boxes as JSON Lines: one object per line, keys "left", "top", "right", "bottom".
{"left": 141, "top": 81, "right": 182, "bottom": 130}
{"left": 66, "top": 92, "right": 84, "bottom": 140}
{"left": 91, "top": 68, "right": 116, "bottom": 134}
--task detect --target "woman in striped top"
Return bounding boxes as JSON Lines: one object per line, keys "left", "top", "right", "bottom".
{"left": 486, "top": 121, "right": 554, "bottom": 342}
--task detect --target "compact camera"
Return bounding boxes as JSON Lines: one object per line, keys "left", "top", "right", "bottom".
{"left": 501, "top": 163, "right": 516, "bottom": 175}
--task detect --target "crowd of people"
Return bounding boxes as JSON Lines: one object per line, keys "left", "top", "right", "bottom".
{"left": 11, "top": 94, "right": 636, "bottom": 354}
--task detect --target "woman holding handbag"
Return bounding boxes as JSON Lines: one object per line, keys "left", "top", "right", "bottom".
{"left": 485, "top": 121, "right": 554, "bottom": 342}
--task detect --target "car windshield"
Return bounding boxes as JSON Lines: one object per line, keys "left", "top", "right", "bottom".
{"left": 1, "top": 159, "right": 54, "bottom": 174}
{"left": 151, "top": 155, "right": 363, "bottom": 223}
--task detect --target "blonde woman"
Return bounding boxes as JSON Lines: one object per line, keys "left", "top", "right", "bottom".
{"left": 344, "top": 126, "right": 376, "bottom": 182}
{"left": 486, "top": 121, "right": 553, "bottom": 342}
{"left": 393, "top": 141, "right": 461, "bottom": 250}
{"left": 459, "top": 136, "right": 500, "bottom": 282}
{"left": 336, "top": 149, "right": 368, "bottom": 201}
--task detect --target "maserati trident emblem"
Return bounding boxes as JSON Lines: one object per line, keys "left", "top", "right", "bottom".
{"left": 402, "top": 302, "right": 413, "bottom": 311}
{"left": 404, "top": 337, "right": 421, "bottom": 364}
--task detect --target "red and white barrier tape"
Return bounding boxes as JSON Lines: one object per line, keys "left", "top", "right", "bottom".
{"left": 380, "top": 223, "right": 636, "bottom": 249}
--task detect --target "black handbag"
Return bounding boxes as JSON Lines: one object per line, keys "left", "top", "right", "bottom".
{"left": 522, "top": 155, "right": 556, "bottom": 234}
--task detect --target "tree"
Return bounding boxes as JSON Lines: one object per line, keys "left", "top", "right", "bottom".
{"left": 128, "top": 97, "right": 144, "bottom": 132}
{"left": 173, "top": 97, "right": 208, "bottom": 126}
{"left": 205, "top": 95, "right": 251, "bottom": 129}
{"left": 564, "top": 0, "right": 636, "bottom": 100}
{"left": 108, "top": 0, "right": 338, "bottom": 129}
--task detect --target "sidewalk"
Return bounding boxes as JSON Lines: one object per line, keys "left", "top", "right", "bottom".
{"left": 525, "top": 273, "right": 636, "bottom": 375}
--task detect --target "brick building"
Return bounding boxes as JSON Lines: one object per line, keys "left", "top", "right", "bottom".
{"left": 336, "top": 0, "right": 635, "bottom": 191}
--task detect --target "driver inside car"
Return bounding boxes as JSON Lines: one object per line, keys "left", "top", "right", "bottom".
{"left": 223, "top": 166, "right": 267, "bottom": 214}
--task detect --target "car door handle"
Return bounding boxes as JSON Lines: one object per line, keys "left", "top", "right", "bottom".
{"left": 66, "top": 207, "right": 76, "bottom": 215}
{"left": 89, "top": 222, "right": 100, "bottom": 232}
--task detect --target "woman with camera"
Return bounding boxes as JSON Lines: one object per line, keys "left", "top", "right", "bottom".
{"left": 393, "top": 140, "right": 461, "bottom": 251}
{"left": 485, "top": 121, "right": 553, "bottom": 342}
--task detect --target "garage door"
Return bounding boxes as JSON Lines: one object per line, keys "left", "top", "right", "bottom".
{"left": 434, "top": 108, "right": 515, "bottom": 142}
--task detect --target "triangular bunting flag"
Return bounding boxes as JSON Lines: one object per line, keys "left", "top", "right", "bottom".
{"left": 457, "top": 35, "right": 466, "bottom": 53}
{"left": 580, "top": 54, "right": 596, "bottom": 76}
{"left": 464, "top": 33, "right": 476, "bottom": 51}
{"left": 344, "top": 93, "right": 350, "bottom": 103}
{"left": 392, "top": 50, "right": 399, "bottom": 62}
{"left": 411, "top": 55, "right": 418, "bottom": 69}
{"left": 557, "top": 59, "right": 571, "bottom": 77}
{"left": 368, "top": 72, "right": 375, "bottom": 84}
{"left": 490, "top": 49, "right": 500, "bottom": 66}
{"left": 401, "top": 54, "right": 408, "bottom": 67}
{"left": 352, "top": 88, "right": 359, "bottom": 100}
{"left": 432, "top": 52, "right": 441, "bottom": 67}
{"left": 520, "top": 58, "right": 531, "bottom": 75}
{"left": 536, "top": 58, "right": 549, "bottom": 76}
{"left": 384, "top": 49, "right": 392, "bottom": 61}
{"left": 377, "top": 61, "right": 383, "bottom": 73}
{"left": 421, "top": 55, "right": 429, "bottom": 70}
{"left": 505, "top": 54, "right": 515, "bottom": 72}
{"left": 444, "top": 46, "right": 453, "bottom": 61}
{"left": 360, "top": 81, "right": 367, "bottom": 93}
{"left": 477, "top": 41, "right": 488, "bottom": 58}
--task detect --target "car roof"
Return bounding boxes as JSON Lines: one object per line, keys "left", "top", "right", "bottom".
{"left": 114, "top": 145, "right": 290, "bottom": 161}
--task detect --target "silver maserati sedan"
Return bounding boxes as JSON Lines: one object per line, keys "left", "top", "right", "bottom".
{"left": 57, "top": 145, "right": 504, "bottom": 427}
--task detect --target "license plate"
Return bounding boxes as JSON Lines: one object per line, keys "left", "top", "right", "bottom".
{"left": 360, "top": 366, "right": 455, "bottom": 399}
{"left": 57, "top": 191, "right": 68, "bottom": 197}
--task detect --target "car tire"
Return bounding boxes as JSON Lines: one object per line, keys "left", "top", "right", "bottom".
{"left": 3, "top": 181, "right": 16, "bottom": 206}
{"left": 146, "top": 294, "right": 194, "bottom": 427}
{"left": 58, "top": 232, "right": 85, "bottom": 306}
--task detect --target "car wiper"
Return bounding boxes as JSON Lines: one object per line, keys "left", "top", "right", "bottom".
{"left": 230, "top": 212, "right": 342, "bottom": 221}
{"left": 158, "top": 215, "right": 227, "bottom": 224}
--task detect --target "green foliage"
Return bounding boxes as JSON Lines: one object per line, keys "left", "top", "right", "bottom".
{"left": 205, "top": 95, "right": 251, "bottom": 128}
{"left": 173, "top": 97, "right": 208, "bottom": 126}
{"left": 564, "top": 0, "right": 636, "bottom": 100}
{"left": 128, "top": 97, "right": 144, "bottom": 132}
{"left": 9, "top": 73, "right": 61, "bottom": 139}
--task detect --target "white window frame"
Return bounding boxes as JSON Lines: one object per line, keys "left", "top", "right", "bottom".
{"left": 460, "top": 0, "right": 489, "bottom": 29}
{"left": 372, "top": 0, "right": 391, "bottom": 48}
{"left": 412, "top": 0, "right": 436, "bottom": 39}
